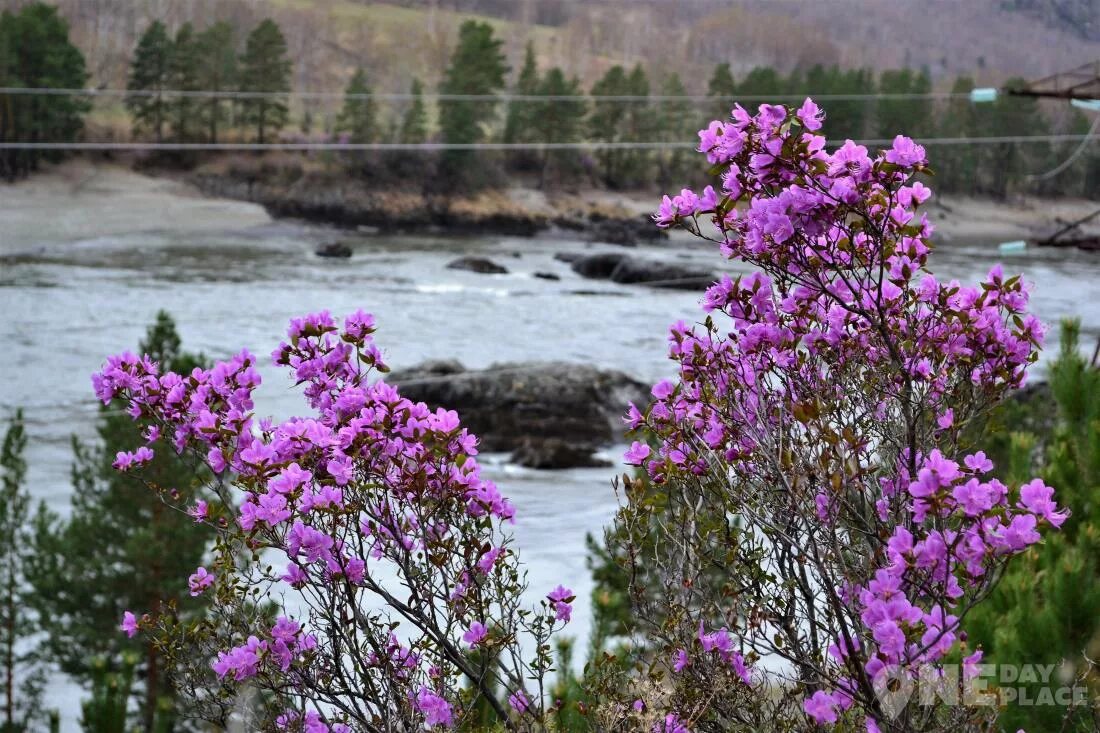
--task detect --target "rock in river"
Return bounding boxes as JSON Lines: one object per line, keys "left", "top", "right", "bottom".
{"left": 316, "top": 241, "right": 353, "bottom": 258}
{"left": 446, "top": 256, "right": 510, "bottom": 274}
{"left": 387, "top": 361, "right": 649, "bottom": 469}
{"left": 570, "top": 252, "right": 713, "bottom": 290}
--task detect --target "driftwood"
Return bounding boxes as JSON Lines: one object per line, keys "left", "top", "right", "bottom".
{"left": 1035, "top": 207, "right": 1100, "bottom": 252}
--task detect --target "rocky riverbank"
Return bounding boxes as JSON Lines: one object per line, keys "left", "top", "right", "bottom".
{"left": 187, "top": 159, "right": 668, "bottom": 244}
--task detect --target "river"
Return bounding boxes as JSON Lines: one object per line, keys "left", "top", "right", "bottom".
{"left": 1, "top": 165, "right": 1098, "bottom": 725}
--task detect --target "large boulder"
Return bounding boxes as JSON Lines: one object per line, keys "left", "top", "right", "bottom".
{"left": 387, "top": 361, "right": 649, "bottom": 467}
{"left": 511, "top": 438, "right": 611, "bottom": 469}
{"left": 607, "top": 257, "right": 714, "bottom": 290}
{"left": 446, "top": 256, "right": 510, "bottom": 274}
{"left": 585, "top": 215, "right": 667, "bottom": 247}
{"left": 570, "top": 252, "right": 713, "bottom": 290}
{"left": 570, "top": 252, "right": 630, "bottom": 279}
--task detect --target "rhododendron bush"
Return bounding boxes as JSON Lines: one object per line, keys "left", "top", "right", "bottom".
{"left": 608, "top": 101, "right": 1065, "bottom": 732}
{"left": 97, "top": 312, "right": 572, "bottom": 730}
{"left": 96, "top": 99, "right": 1064, "bottom": 733}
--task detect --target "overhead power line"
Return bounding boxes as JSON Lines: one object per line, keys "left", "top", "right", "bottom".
{"left": 0, "top": 86, "right": 973, "bottom": 103}
{"left": 0, "top": 135, "right": 1092, "bottom": 152}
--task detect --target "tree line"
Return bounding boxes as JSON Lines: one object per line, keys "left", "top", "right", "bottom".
{"left": 0, "top": 2, "right": 1096, "bottom": 198}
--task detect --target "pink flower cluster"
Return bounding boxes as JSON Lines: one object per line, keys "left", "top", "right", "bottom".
{"left": 635, "top": 99, "right": 1062, "bottom": 729}
{"left": 805, "top": 449, "right": 1064, "bottom": 726}
{"left": 98, "top": 310, "right": 568, "bottom": 727}
{"left": 212, "top": 616, "right": 317, "bottom": 681}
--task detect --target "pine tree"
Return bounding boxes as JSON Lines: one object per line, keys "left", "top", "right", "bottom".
{"left": 737, "top": 66, "right": 784, "bottom": 97}
{"left": 399, "top": 78, "right": 428, "bottom": 144}
{"left": 502, "top": 41, "right": 539, "bottom": 145}
{"left": 169, "top": 23, "right": 200, "bottom": 143}
{"left": 967, "top": 320, "right": 1100, "bottom": 732}
{"left": 531, "top": 67, "right": 585, "bottom": 185}
{"left": 655, "top": 72, "right": 696, "bottom": 187}
{"left": 238, "top": 19, "right": 291, "bottom": 144}
{"left": 620, "top": 63, "right": 653, "bottom": 187}
{"left": 875, "top": 68, "right": 933, "bottom": 141}
{"left": 1, "top": 411, "right": 51, "bottom": 732}
{"left": 26, "top": 313, "right": 211, "bottom": 731}
{"left": 126, "top": 21, "right": 173, "bottom": 143}
{"left": 437, "top": 20, "right": 508, "bottom": 178}
{"left": 588, "top": 65, "right": 629, "bottom": 185}
{"left": 706, "top": 62, "right": 737, "bottom": 121}
{"left": 337, "top": 68, "right": 378, "bottom": 144}
{"left": 194, "top": 21, "right": 237, "bottom": 144}
{"left": 0, "top": 4, "right": 89, "bottom": 180}
{"left": 936, "top": 76, "right": 979, "bottom": 193}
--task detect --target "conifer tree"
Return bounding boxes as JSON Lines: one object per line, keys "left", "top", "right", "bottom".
{"left": 655, "top": 72, "right": 696, "bottom": 187}
{"left": 337, "top": 68, "right": 378, "bottom": 144}
{"left": 875, "top": 68, "right": 933, "bottom": 140}
{"left": 706, "top": 62, "right": 737, "bottom": 121}
{"left": 937, "top": 76, "right": 980, "bottom": 193}
{"left": 620, "top": 63, "right": 653, "bottom": 187}
{"left": 0, "top": 3, "right": 89, "bottom": 179}
{"left": 502, "top": 41, "right": 539, "bottom": 145}
{"left": 194, "top": 21, "right": 237, "bottom": 144}
{"left": 531, "top": 67, "right": 585, "bottom": 185}
{"left": 399, "top": 78, "right": 428, "bottom": 144}
{"left": 126, "top": 21, "right": 173, "bottom": 143}
{"left": 27, "top": 313, "right": 211, "bottom": 731}
{"left": 967, "top": 320, "right": 1100, "bottom": 732}
{"left": 1, "top": 411, "right": 50, "bottom": 732}
{"left": 238, "top": 19, "right": 291, "bottom": 144}
{"left": 736, "top": 65, "right": 784, "bottom": 96}
{"left": 168, "top": 23, "right": 200, "bottom": 143}
{"left": 438, "top": 20, "right": 508, "bottom": 178}
{"left": 588, "top": 65, "right": 629, "bottom": 185}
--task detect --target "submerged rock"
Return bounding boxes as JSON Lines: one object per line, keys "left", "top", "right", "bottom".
{"left": 388, "top": 361, "right": 649, "bottom": 468}
{"left": 446, "top": 256, "right": 510, "bottom": 274}
{"left": 315, "top": 241, "right": 353, "bottom": 258}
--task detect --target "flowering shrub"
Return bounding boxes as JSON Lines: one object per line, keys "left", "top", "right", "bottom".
{"left": 607, "top": 100, "right": 1065, "bottom": 732}
{"left": 97, "top": 98, "right": 1066, "bottom": 733}
{"left": 96, "top": 311, "right": 572, "bottom": 730}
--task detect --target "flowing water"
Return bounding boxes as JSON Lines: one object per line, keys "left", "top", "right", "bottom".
{"left": 2, "top": 172, "right": 1099, "bottom": 725}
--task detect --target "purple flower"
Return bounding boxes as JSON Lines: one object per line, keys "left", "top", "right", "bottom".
{"left": 547, "top": 585, "right": 574, "bottom": 623}
{"left": 188, "top": 566, "right": 215, "bottom": 596}
{"left": 1018, "top": 478, "right": 1067, "bottom": 527}
{"left": 885, "top": 134, "right": 926, "bottom": 167}
{"left": 508, "top": 690, "right": 529, "bottom": 713}
{"left": 624, "top": 441, "right": 651, "bottom": 465}
{"left": 120, "top": 611, "right": 139, "bottom": 638}
{"left": 463, "top": 622, "right": 487, "bottom": 646}
{"left": 187, "top": 500, "right": 208, "bottom": 522}
{"left": 414, "top": 688, "right": 453, "bottom": 727}
{"left": 796, "top": 98, "right": 823, "bottom": 131}
{"left": 804, "top": 690, "right": 840, "bottom": 724}
{"left": 672, "top": 648, "right": 690, "bottom": 672}
{"left": 112, "top": 446, "right": 154, "bottom": 471}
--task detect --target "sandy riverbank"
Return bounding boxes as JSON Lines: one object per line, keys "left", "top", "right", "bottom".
{"left": 0, "top": 160, "right": 270, "bottom": 255}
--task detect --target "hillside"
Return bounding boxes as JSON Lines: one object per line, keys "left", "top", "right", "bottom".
{"left": 5, "top": 0, "right": 1097, "bottom": 96}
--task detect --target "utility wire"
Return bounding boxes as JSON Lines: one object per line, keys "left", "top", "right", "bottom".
{"left": 0, "top": 86, "right": 973, "bottom": 103}
{"left": 0, "top": 135, "right": 1093, "bottom": 151}
{"left": 1026, "top": 115, "right": 1100, "bottom": 181}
